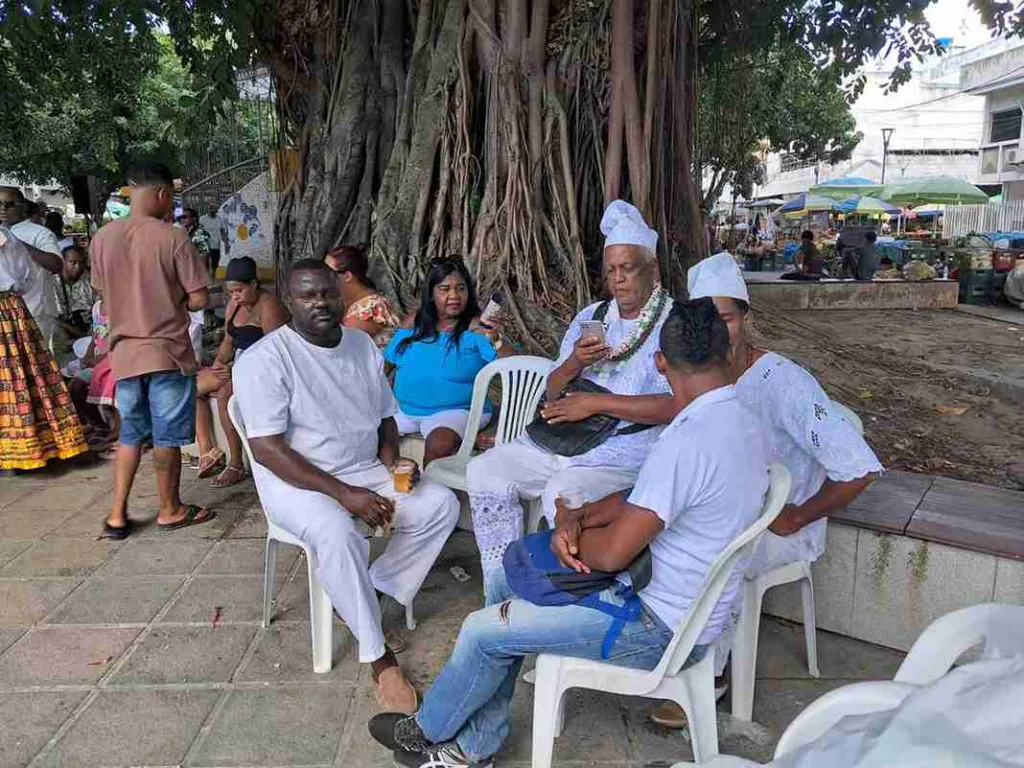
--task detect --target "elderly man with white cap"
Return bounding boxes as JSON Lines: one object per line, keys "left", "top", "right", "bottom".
{"left": 650, "top": 251, "right": 883, "bottom": 730}
{"left": 466, "top": 200, "right": 676, "bottom": 605}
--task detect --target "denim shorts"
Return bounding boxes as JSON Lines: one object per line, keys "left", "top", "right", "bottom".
{"left": 116, "top": 371, "right": 197, "bottom": 447}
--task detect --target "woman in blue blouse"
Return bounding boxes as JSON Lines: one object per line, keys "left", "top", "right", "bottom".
{"left": 384, "top": 257, "right": 508, "bottom": 466}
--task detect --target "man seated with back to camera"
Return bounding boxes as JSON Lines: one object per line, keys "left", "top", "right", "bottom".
{"left": 366, "top": 298, "right": 770, "bottom": 768}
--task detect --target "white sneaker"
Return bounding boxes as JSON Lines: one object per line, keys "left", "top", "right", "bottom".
{"left": 392, "top": 743, "right": 493, "bottom": 768}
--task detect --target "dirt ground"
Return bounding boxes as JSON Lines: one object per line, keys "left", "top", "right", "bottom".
{"left": 752, "top": 307, "right": 1024, "bottom": 491}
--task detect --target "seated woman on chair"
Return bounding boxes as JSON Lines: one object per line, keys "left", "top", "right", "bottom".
{"left": 195, "top": 257, "right": 289, "bottom": 486}
{"left": 383, "top": 257, "right": 509, "bottom": 467}
{"left": 324, "top": 244, "right": 400, "bottom": 349}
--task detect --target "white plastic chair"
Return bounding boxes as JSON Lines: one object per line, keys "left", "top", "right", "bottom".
{"left": 731, "top": 400, "right": 864, "bottom": 721}
{"left": 228, "top": 397, "right": 416, "bottom": 675}
{"left": 531, "top": 463, "right": 792, "bottom": 767}
{"left": 894, "top": 603, "right": 1024, "bottom": 686}
{"left": 669, "top": 680, "right": 918, "bottom": 768}
{"left": 425, "top": 357, "right": 551, "bottom": 530}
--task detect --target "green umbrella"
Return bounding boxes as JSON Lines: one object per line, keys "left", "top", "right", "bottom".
{"left": 838, "top": 196, "right": 903, "bottom": 216}
{"left": 881, "top": 176, "right": 989, "bottom": 205}
{"left": 810, "top": 176, "right": 884, "bottom": 200}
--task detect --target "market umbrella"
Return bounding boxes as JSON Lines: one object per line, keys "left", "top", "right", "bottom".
{"left": 837, "top": 195, "right": 903, "bottom": 216}
{"left": 913, "top": 204, "right": 945, "bottom": 217}
{"left": 778, "top": 193, "right": 838, "bottom": 216}
{"left": 810, "top": 176, "right": 884, "bottom": 200}
{"left": 881, "top": 176, "right": 989, "bottom": 205}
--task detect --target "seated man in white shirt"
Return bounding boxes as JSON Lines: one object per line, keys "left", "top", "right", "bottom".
{"left": 651, "top": 252, "right": 883, "bottom": 728}
{"left": 468, "top": 200, "right": 677, "bottom": 605}
{"left": 367, "top": 298, "right": 770, "bottom": 768}
{"left": 233, "top": 259, "right": 460, "bottom": 715}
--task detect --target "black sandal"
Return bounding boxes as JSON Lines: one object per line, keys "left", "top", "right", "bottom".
{"left": 158, "top": 505, "right": 216, "bottom": 532}
{"left": 101, "top": 519, "right": 133, "bottom": 540}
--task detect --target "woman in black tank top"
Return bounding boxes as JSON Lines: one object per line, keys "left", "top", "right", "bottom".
{"left": 195, "top": 257, "right": 289, "bottom": 486}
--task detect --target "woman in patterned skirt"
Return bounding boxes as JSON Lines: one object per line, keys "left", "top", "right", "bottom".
{"left": 0, "top": 227, "right": 88, "bottom": 470}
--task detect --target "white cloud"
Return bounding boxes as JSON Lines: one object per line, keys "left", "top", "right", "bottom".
{"left": 924, "top": 0, "right": 996, "bottom": 48}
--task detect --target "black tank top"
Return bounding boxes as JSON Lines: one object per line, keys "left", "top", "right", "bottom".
{"left": 227, "top": 304, "right": 264, "bottom": 351}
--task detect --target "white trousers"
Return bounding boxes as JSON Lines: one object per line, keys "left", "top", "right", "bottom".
{"left": 257, "top": 462, "right": 459, "bottom": 663}
{"left": 466, "top": 438, "right": 640, "bottom": 603}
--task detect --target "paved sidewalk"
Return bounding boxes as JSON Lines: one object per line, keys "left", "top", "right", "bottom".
{"left": 0, "top": 460, "right": 905, "bottom": 768}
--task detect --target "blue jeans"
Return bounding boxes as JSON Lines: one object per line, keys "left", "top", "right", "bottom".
{"left": 116, "top": 371, "right": 197, "bottom": 447}
{"left": 415, "top": 576, "right": 707, "bottom": 762}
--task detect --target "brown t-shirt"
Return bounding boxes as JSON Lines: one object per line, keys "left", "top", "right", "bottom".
{"left": 91, "top": 217, "right": 209, "bottom": 380}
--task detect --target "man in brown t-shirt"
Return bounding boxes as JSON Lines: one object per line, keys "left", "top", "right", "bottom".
{"left": 91, "top": 161, "right": 214, "bottom": 538}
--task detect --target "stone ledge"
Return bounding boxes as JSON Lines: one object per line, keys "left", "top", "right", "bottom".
{"left": 747, "top": 277, "right": 959, "bottom": 311}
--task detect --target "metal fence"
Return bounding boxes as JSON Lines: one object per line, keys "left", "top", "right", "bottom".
{"left": 943, "top": 200, "right": 1024, "bottom": 238}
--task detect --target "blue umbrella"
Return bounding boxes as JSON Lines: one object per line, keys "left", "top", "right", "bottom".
{"left": 778, "top": 193, "right": 839, "bottom": 215}
{"left": 836, "top": 196, "right": 903, "bottom": 215}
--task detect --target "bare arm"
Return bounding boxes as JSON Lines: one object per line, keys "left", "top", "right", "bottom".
{"left": 545, "top": 335, "right": 610, "bottom": 401}
{"left": 26, "top": 244, "right": 62, "bottom": 274}
{"left": 248, "top": 433, "right": 395, "bottom": 528}
{"left": 543, "top": 392, "right": 676, "bottom": 426}
{"left": 377, "top": 416, "right": 400, "bottom": 469}
{"left": 770, "top": 475, "right": 878, "bottom": 536}
{"left": 186, "top": 288, "right": 209, "bottom": 312}
{"left": 575, "top": 504, "right": 663, "bottom": 573}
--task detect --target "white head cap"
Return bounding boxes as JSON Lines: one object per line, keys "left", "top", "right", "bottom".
{"left": 600, "top": 200, "right": 658, "bottom": 256}
{"left": 687, "top": 252, "right": 750, "bottom": 303}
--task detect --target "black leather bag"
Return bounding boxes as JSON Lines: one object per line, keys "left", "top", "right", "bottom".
{"left": 526, "top": 302, "right": 654, "bottom": 457}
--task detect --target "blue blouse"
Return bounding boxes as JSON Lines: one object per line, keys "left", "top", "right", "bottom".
{"left": 384, "top": 329, "right": 497, "bottom": 416}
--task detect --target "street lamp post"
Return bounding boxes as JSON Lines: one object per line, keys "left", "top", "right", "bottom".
{"left": 881, "top": 128, "right": 895, "bottom": 184}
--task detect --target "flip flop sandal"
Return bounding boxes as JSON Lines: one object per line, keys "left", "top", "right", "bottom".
{"left": 212, "top": 465, "right": 247, "bottom": 488}
{"left": 101, "top": 519, "right": 133, "bottom": 540}
{"left": 158, "top": 505, "right": 216, "bottom": 532}
{"left": 196, "top": 449, "right": 226, "bottom": 479}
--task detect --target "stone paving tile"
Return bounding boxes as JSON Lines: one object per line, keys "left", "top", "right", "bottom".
{"left": 0, "top": 538, "right": 34, "bottom": 567}
{"left": 0, "top": 628, "right": 26, "bottom": 655}
{"left": 0, "top": 536, "right": 122, "bottom": 578}
{"left": 332, "top": 682, "right": 393, "bottom": 768}
{"left": 160, "top": 574, "right": 289, "bottom": 624}
{"left": 0, "top": 579, "right": 80, "bottom": 627}
{"left": 94, "top": 537, "right": 216, "bottom": 576}
{"left": 34, "top": 689, "right": 221, "bottom": 768}
{"left": 46, "top": 506, "right": 117, "bottom": 538}
{"left": 45, "top": 576, "right": 186, "bottom": 625}
{"left": 0, "top": 690, "right": 87, "bottom": 768}
{"left": 196, "top": 538, "right": 299, "bottom": 575}
{"left": 751, "top": 678, "right": 851, "bottom": 736}
{"left": 0, "top": 506, "right": 81, "bottom": 539}
{"left": 0, "top": 626, "right": 140, "bottom": 686}
{"left": 233, "top": 622, "right": 360, "bottom": 684}
{"left": 224, "top": 505, "right": 268, "bottom": 539}
{"left": 756, "top": 619, "right": 904, "bottom": 681}
{"left": 186, "top": 686, "right": 354, "bottom": 767}
{"left": 10, "top": 476, "right": 110, "bottom": 513}
{"left": 111, "top": 625, "right": 258, "bottom": 685}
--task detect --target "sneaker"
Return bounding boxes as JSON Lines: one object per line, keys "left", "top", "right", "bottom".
{"left": 369, "top": 713, "right": 433, "bottom": 754}
{"left": 392, "top": 743, "right": 493, "bottom": 768}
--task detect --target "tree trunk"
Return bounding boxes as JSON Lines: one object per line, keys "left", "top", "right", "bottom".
{"left": 267, "top": 0, "right": 708, "bottom": 351}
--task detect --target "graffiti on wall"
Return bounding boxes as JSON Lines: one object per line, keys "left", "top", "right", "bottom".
{"left": 219, "top": 171, "right": 277, "bottom": 269}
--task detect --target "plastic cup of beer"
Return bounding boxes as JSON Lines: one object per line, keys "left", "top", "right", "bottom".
{"left": 392, "top": 459, "right": 417, "bottom": 493}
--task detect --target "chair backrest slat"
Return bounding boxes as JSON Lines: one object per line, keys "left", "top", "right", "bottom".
{"left": 460, "top": 356, "right": 552, "bottom": 457}
{"left": 656, "top": 463, "right": 792, "bottom": 678}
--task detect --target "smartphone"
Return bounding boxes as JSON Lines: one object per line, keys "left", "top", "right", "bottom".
{"left": 579, "top": 320, "right": 606, "bottom": 344}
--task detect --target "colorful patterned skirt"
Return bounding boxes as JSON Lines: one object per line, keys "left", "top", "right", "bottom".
{"left": 0, "top": 292, "right": 88, "bottom": 469}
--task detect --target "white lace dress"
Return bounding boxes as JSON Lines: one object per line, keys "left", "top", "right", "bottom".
{"left": 736, "top": 352, "right": 884, "bottom": 571}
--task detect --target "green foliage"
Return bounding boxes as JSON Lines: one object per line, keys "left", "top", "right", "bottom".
{"left": 0, "top": 3, "right": 264, "bottom": 194}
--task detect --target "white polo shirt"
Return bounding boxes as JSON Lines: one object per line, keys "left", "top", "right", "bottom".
{"left": 630, "top": 385, "right": 769, "bottom": 644}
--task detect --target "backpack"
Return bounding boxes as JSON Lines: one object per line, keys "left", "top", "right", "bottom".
{"left": 503, "top": 529, "right": 653, "bottom": 659}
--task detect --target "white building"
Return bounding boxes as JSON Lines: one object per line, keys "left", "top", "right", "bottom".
{"left": 962, "top": 40, "right": 1024, "bottom": 200}
{"left": 753, "top": 40, "right": 1002, "bottom": 200}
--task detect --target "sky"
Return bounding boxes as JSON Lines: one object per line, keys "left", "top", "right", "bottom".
{"left": 923, "top": 0, "right": 996, "bottom": 48}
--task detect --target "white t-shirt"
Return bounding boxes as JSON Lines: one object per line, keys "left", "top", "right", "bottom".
{"left": 629, "top": 385, "right": 769, "bottom": 644}
{"left": 0, "top": 226, "right": 35, "bottom": 293}
{"left": 199, "top": 214, "right": 222, "bottom": 251}
{"left": 10, "top": 220, "right": 59, "bottom": 325}
{"left": 736, "top": 352, "right": 883, "bottom": 568}
{"left": 234, "top": 325, "right": 399, "bottom": 494}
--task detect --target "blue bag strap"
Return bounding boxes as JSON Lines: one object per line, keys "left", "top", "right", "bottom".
{"left": 584, "top": 590, "right": 644, "bottom": 660}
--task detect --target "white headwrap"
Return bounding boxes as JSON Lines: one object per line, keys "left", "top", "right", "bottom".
{"left": 687, "top": 251, "right": 750, "bottom": 303}
{"left": 600, "top": 200, "right": 658, "bottom": 255}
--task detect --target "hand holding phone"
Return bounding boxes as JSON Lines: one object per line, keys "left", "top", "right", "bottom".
{"left": 579, "top": 320, "right": 606, "bottom": 344}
